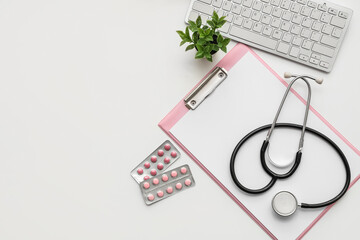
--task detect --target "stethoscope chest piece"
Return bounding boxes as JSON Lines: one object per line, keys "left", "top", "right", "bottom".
{"left": 272, "top": 191, "right": 298, "bottom": 217}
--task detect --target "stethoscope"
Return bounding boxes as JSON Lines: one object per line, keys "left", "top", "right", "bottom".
{"left": 230, "top": 73, "right": 351, "bottom": 217}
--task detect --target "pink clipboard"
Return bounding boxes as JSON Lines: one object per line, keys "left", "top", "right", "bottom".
{"left": 159, "top": 43, "right": 360, "bottom": 239}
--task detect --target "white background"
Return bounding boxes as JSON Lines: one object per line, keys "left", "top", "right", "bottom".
{"left": 0, "top": 0, "right": 359, "bottom": 239}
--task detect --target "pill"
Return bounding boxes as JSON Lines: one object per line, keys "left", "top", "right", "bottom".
{"left": 144, "top": 176, "right": 150, "bottom": 180}
{"left": 162, "top": 174, "right": 169, "bottom": 182}
{"left": 185, "top": 179, "right": 192, "bottom": 186}
{"left": 166, "top": 186, "right": 173, "bottom": 194}
{"left": 180, "top": 167, "right": 187, "bottom": 174}
{"left": 137, "top": 168, "right": 144, "bottom": 175}
{"left": 143, "top": 182, "right": 150, "bottom": 189}
{"left": 171, "top": 151, "right": 177, "bottom": 158}
{"left": 171, "top": 171, "right": 178, "bottom": 178}
{"left": 164, "top": 157, "right": 170, "bottom": 164}
{"left": 176, "top": 182, "right": 183, "bottom": 190}
{"left": 153, "top": 178, "right": 159, "bottom": 185}
{"left": 151, "top": 156, "right": 157, "bottom": 163}
{"left": 157, "top": 191, "right": 164, "bottom": 198}
{"left": 150, "top": 169, "right": 157, "bottom": 176}
{"left": 164, "top": 144, "right": 171, "bottom": 151}
{"left": 147, "top": 194, "right": 155, "bottom": 201}
{"left": 144, "top": 162, "right": 150, "bottom": 169}
{"left": 158, "top": 150, "right": 164, "bottom": 157}
{"left": 157, "top": 163, "right": 164, "bottom": 170}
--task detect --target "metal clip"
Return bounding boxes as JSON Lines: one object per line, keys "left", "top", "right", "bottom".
{"left": 184, "top": 67, "right": 227, "bottom": 110}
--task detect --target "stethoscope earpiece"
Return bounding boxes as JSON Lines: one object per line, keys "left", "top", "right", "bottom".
{"left": 272, "top": 191, "right": 298, "bottom": 217}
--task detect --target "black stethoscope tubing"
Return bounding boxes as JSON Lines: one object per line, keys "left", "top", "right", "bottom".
{"left": 230, "top": 123, "right": 351, "bottom": 209}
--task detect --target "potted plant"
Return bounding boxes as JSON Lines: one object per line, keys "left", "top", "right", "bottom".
{"left": 177, "top": 11, "right": 231, "bottom": 62}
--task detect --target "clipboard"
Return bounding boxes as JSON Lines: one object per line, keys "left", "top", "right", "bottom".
{"left": 159, "top": 43, "right": 360, "bottom": 239}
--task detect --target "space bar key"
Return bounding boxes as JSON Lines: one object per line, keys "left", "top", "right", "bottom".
{"left": 229, "top": 26, "right": 277, "bottom": 50}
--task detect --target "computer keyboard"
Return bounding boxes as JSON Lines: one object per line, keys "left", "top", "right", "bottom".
{"left": 185, "top": 0, "right": 353, "bottom": 72}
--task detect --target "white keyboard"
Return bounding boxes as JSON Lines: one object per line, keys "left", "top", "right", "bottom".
{"left": 185, "top": 0, "right": 353, "bottom": 72}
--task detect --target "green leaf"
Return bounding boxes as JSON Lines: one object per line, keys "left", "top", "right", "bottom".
{"left": 207, "top": 20, "right": 215, "bottom": 29}
{"left": 196, "top": 16, "right": 202, "bottom": 27}
{"left": 195, "top": 50, "right": 204, "bottom": 59}
{"left": 217, "top": 34, "right": 224, "bottom": 43}
{"left": 223, "top": 38, "right": 230, "bottom": 46}
{"left": 221, "top": 46, "right": 227, "bottom": 53}
{"left": 185, "top": 44, "right": 195, "bottom": 51}
{"left": 185, "top": 27, "right": 190, "bottom": 39}
{"left": 197, "top": 38, "right": 206, "bottom": 45}
{"left": 205, "top": 54, "right": 213, "bottom": 62}
{"left": 196, "top": 44, "right": 204, "bottom": 52}
{"left": 212, "top": 11, "right": 219, "bottom": 22}
{"left": 180, "top": 40, "right": 187, "bottom": 46}
{"left": 176, "top": 30, "right": 186, "bottom": 40}
{"left": 205, "top": 35, "right": 213, "bottom": 42}
{"left": 188, "top": 21, "right": 198, "bottom": 32}
{"left": 192, "top": 32, "right": 199, "bottom": 44}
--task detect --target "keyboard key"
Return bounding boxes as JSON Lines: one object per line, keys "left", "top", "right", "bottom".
{"left": 193, "top": 1, "right": 214, "bottom": 15}
{"left": 253, "top": 1, "right": 263, "bottom": 11}
{"left": 330, "top": 16, "right": 346, "bottom": 28}
{"left": 307, "top": 1, "right": 317, "bottom": 8}
{"left": 253, "top": 22, "right": 263, "bottom": 32}
{"left": 290, "top": 24, "right": 301, "bottom": 34}
{"left": 282, "top": 11, "right": 292, "bottom": 21}
{"left": 300, "top": 6, "right": 311, "bottom": 16}
{"left": 297, "top": 0, "right": 307, "bottom": 4}
{"left": 309, "top": 58, "right": 320, "bottom": 65}
{"left": 188, "top": 11, "right": 199, "bottom": 22}
{"left": 328, "top": 7, "right": 338, "bottom": 15}
{"left": 242, "top": 8, "right": 252, "bottom": 18}
{"left": 320, "top": 61, "right": 330, "bottom": 68}
{"left": 302, "top": 18, "right": 312, "bottom": 28}
{"left": 272, "top": 8, "right": 282, "bottom": 18}
{"left": 251, "top": 11, "right": 261, "bottom": 21}
{"left": 282, "top": 32, "right": 292, "bottom": 42}
{"left": 311, "top": 53, "right": 321, "bottom": 60}
{"left": 243, "top": 0, "right": 253, "bottom": 8}
{"left": 219, "top": 22, "right": 231, "bottom": 33}
{"left": 263, "top": 26, "right": 273, "bottom": 36}
{"left": 310, "top": 31, "right": 321, "bottom": 41}
{"left": 312, "top": 43, "right": 334, "bottom": 57}
{"left": 299, "top": 54, "right": 309, "bottom": 61}
{"left": 232, "top": 4, "right": 242, "bottom": 14}
{"left": 223, "top": 1, "right": 232, "bottom": 11}
{"left": 291, "top": 3, "right": 301, "bottom": 13}
{"left": 271, "top": 18, "right": 281, "bottom": 28}
{"left": 289, "top": 47, "right": 300, "bottom": 57}
{"left": 280, "top": 0, "right": 291, "bottom": 10}
{"left": 229, "top": 25, "right": 277, "bottom": 49}
{"left": 213, "top": 0, "right": 223, "bottom": 8}
{"left": 318, "top": 3, "right": 327, "bottom": 11}
{"left": 272, "top": 29, "right": 282, "bottom": 39}
{"left": 261, "top": 15, "right": 271, "bottom": 25}
{"left": 243, "top": 19, "right": 253, "bottom": 29}
{"left": 292, "top": 15, "right": 303, "bottom": 24}
{"left": 280, "top": 21, "right": 291, "bottom": 31}
{"left": 200, "top": 0, "right": 212, "bottom": 4}
{"left": 320, "top": 13, "right": 331, "bottom": 23}
{"left": 224, "top": 12, "right": 234, "bottom": 22}
{"left": 312, "top": 21, "right": 323, "bottom": 31}
{"left": 270, "top": 0, "right": 280, "bottom": 7}
{"left": 321, "top": 35, "right": 338, "bottom": 47}
{"left": 301, "top": 28, "right": 311, "bottom": 38}
{"left": 322, "top": 25, "right": 333, "bottom": 35}
{"left": 302, "top": 39, "right": 313, "bottom": 49}
{"left": 310, "top": 9, "right": 321, "bottom": 20}
{"left": 262, "top": 5, "right": 272, "bottom": 14}
{"left": 339, "top": 11, "right": 348, "bottom": 19}
{"left": 332, "top": 28, "right": 342, "bottom": 38}
{"left": 292, "top": 36, "right": 303, "bottom": 46}
{"left": 233, "top": 0, "right": 242, "bottom": 4}
{"left": 234, "top": 16, "right": 243, "bottom": 25}
{"left": 277, "top": 42, "right": 290, "bottom": 54}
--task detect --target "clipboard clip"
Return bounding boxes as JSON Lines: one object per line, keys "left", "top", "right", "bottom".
{"left": 184, "top": 67, "right": 228, "bottom": 110}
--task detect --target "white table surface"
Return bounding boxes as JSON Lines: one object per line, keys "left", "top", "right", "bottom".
{"left": 0, "top": 0, "right": 359, "bottom": 239}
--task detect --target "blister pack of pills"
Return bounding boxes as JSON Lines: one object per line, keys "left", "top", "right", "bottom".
{"left": 130, "top": 140, "right": 180, "bottom": 184}
{"left": 140, "top": 164, "right": 195, "bottom": 205}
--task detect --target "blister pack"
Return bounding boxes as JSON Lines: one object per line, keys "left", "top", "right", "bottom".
{"left": 140, "top": 164, "right": 195, "bottom": 205}
{"left": 131, "top": 140, "right": 180, "bottom": 184}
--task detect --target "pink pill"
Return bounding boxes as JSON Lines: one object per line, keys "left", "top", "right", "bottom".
{"left": 185, "top": 179, "right": 192, "bottom": 186}
{"left": 157, "top": 163, "right": 164, "bottom": 170}
{"left": 144, "top": 162, "right": 150, "bottom": 169}
{"left": 143, "top": 182, "right": 150, "bottom": 189}
{"left": 162, "top": 174, "right": 169, "bottom": 182}
{"left": 157, "top": 191, "right": 164, "bottom": 198}
{"left": 171, "top": 151, "right": 177, "bottom": 158}
{"left": 150, "top": 169, "right": 157, "bottom": 176}
{"left": 144, "top": 176, "right": 150, "bottom": 180}
{"left": 147, "top": 194, "right": 155, "bottom": 201}
{"left": 152, "top": 178, "right": 159, "bottom": 185}
{"left": 176, "top": 182, "right": 183, "bottom": 190}
{"left": 137, "top": 168, "right": 143, "bottom": 175}
{"left": 180, "top": 167, "right": 187, "bottom": 174}
{"left": 166, "top": 186, "right": 173, "bottom": 194}
{"left": 151, "top": 156, "right": 157, "bottom": 163}
{"left": 164, "top": 157, "right": 170, "bottom": 164}
{"left": 164, "top": 144, "right": 171, "bottom": 151}
{"left": 171, "top": 171, "right": 177, "bottom": 178}
{"left": 158, "top": 150, "right": 164, "bottom": 157}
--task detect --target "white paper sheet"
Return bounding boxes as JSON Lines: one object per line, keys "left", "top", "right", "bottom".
{"left": 170, "top": 52, "right": 360, "bottom": 239}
